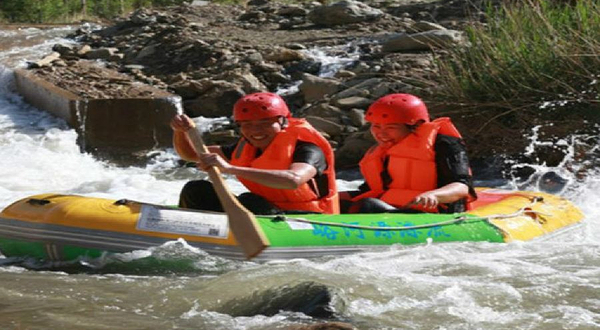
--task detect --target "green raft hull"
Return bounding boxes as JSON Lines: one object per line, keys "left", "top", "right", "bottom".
{"left": 0, "top": 189, "right": 584, "bottom": 261}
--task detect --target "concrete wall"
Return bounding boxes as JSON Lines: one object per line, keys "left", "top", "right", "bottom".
{"left": 14, "top": 69, "right": 179, "bottom": 158}
{"left": 14, "top": 69, "right": 79, "bottom": 127}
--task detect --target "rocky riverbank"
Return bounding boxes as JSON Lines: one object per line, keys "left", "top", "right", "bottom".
{"left": 22, "top": 0, "right": 596, "bottom": 172}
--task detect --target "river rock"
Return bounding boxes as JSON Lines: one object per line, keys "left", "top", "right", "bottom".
{"left": 225, "top": 70, "right": 266, "bottom": 92}
{"left": 28, "top": 52, "right": 61, "bottom": 68}
{"left": 76, "top": 44, "right": 92, "bottom": 57}
{"left": 263, "top": 47, "right": 306, "bottom": 63}
{"left": 308, "top": 0, "right": 384, "bottom": 26}
{"left": 277, "top": 5, "right": 309, "bottom": 16}
{"left": 334, "top": 130, "right": 375, "bottom": 169}
{"left": 216, "top": 281, "right": 333, "bottom": 317}
{"left": 85, "top": 48, "right": 118, "bottom": 60}
{"left": 305, "top": 116, "right": 344, "bottom": 137}
{"left": 304, "top": 103, "right": 344, "bottom": 118}
{"left": 409, "top": 20, "right": 447, "bottom": 33}
{"left": 184, "top": 81, "right": 245, "bottom": 117}
{"left": 382, "top": 30, "right": 464, "bottom": 52}
{"left": 299, "top": 73, "right": 342, "bottom": 103}
{"left": 348, "top": 108, "right": 366, "bottom": 127}
{"left": 332, "top": 77, "right": 381, "bottom": 99}
{"left": 333, "top": 96, "right": 372, "bottom": 110}
{"left": 52, "top": 43, "right": 75, "bottom": 56}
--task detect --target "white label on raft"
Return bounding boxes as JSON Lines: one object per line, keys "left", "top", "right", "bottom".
{"left": 286, "top": 219, "right": 314, "bottom": 230}
{"left": 137, "top": 205, "right": 229, "bottom": 239}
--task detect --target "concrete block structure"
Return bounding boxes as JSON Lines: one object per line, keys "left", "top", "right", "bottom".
{"left": 14, "top": 69, "right": 180, "bottom": 159}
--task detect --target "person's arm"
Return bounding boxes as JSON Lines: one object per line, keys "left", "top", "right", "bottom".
{"left": 171, "top": 114, "right": 225, "bottom": 161}
{"left": 409, "top": 182, "right": 469, "bottom": 209}
{"left": 409, "top": 134, "right": 473, "bottom": 209}
{"left": 227, "top": 162, "right": 317, "bottom": 189}
{"left": 197, "top": 152, "right": 318, "bottom": 189}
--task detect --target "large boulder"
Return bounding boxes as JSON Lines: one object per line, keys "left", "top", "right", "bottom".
{"left": 308, "top": 0, "right": 384, "bottom": 26}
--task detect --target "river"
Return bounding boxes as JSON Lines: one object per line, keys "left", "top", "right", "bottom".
{"left": 0, "top": 26, "right": 599, "bottom": 330}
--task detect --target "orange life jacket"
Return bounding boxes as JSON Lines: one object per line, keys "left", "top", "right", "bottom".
{"left": 229, "top": 118, "right": 340, "bottom": 214}
{"left": 353, "top": 117, "right": 468, "bottom": 212}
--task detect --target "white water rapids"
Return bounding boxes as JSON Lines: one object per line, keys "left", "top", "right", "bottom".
{"left": 0, "top": 26, "right": 599, "bottom": 330}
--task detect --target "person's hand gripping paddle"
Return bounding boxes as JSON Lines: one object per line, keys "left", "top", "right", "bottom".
{"left": 186, "top": 124, "right": 269, "bottom": 259}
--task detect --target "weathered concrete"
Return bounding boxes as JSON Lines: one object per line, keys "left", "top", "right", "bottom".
{"left": 14, "top": 69, "right": 179, "bottom": 158}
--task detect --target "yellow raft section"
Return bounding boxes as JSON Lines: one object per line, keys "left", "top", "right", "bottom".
{"left": 470, "top": 188, "right": 585, "bottom": 242}
{"left": 0, "top": 193, "right": 241, "bottom": 246}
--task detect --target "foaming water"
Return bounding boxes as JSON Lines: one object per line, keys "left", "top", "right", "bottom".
{"left": 0, "top": 75, "right": 187, "bottom": 206}
{"left": 0, "top": 25, "right": 82, "bottom": 67}
{"left": 1, "top": 26, "right": 600, "bottom": 330}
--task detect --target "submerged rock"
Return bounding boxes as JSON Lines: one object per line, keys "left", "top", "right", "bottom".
{"left": 216, "top": 281, "right": 334, "bottom": 317}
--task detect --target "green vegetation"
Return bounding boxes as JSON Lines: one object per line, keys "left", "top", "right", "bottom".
{"left": 0, "top": 0, "right": 191, "bottom": 23}
{"left": 435, "top": 0, "right": 599, "bottom": 115}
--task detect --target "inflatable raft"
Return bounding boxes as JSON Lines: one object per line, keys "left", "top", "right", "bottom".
{"left": 0, "top": 188, "right": 584, "bottom": 261}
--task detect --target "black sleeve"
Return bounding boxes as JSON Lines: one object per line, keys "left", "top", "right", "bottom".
{"left": 292, "top": 141, "right": 327, "bottom": 175}
{"left": 434, "top": 134, "right": 476, "bottom": 198}
{"left": 220, "top": 143, "right": 238, "bottom": 161}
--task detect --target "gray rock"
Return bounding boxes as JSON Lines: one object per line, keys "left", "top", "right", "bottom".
{"left": 305, "top": 116, "right": 344, "bottom": 137}
{"left": 334, "top": 96, "right": 372, "bottom": 110}
{"left": 410, "top": 21, "right": 447, "bottom": 33}
{"left": 76, "top": 45, "right": 92, "bottom": 57}
{"left": 333, "top": 78, "right": 382, "bottom": 99}
{"left": 299, "top": 73, "right": 341, "bottom": 103}
{"left": 277, "top": 5, "right": 309, "bottom": 16}
{"left": 308, "top": 0, "right": 384, "bottom": 26}
{"left": 335, "top": 130, "right": 375, "bottom": 168}
{"left": 348, "top": 108, "right": 366, "bottom": 127}
{"left": 263, "top": 47, "right": 306, "bottom": 63}
{"left": 134, "top": 44, "right": 157, "bottom": 60}
{"left": 334, "top": 69, "right": 356, "bottom": 79}
{"left": 382, "top": 30, "right": 464, "bottom": 52}
{"left": 52, "top": 43, "right": 75, "bottom": 56}
{"left": 304, "top": 103, "right": 344, "bottom": 117}
{"left": 86, "top": 47, "right": 120, "bottom": 60}
{"left": 226, "top": 71, "right": 266, "bottom": 92}
{"left": 29, "top": 52, "right": 61, "bottom": 68}
{"left": 245, "top": 52, "right": 263, "bottom": 65}
{"left": 184, "top": 82, "right": 245, "bottom": 117}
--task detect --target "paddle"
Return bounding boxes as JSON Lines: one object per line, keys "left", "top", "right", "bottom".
{"left": 186, "top": 125, "right": 269, "bottom": 259}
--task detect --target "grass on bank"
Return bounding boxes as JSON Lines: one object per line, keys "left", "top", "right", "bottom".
{"left": 0, "top": 0, "right": 192, "bottom": 23}
{"left": 435, "top": 0, "right": 599, "bottom": 117}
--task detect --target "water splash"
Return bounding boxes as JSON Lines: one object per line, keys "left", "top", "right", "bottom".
{"left": 503, "top": 124, "right": 600, "bottom": 196}
{"left": 277, "top": 42, "right": 361, "bottom": 95}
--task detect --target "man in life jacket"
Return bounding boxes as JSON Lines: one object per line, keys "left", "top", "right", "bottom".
{"left": 340, "top": 93, "right": 476, "bottom": 213}
{"left": 170, "top": 92, "right": 339, "bottom": 215}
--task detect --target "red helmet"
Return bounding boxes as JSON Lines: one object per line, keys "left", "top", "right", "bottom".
{"left": 233, "top": 92, "right": 291, "bottom": 121}
{"left": 365, "top": 94, "right": 430, "bottom": 125}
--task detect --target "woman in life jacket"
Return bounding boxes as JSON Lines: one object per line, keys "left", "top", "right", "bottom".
{"left": 340, "top": 93, "right": 476, "bottom": 214}
{"left": 171, "top": 92, "right": 339, "bottom": 215}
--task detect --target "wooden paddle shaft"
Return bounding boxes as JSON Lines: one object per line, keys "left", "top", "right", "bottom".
{"left": 186, "top": 128, "right": 269, "bottom": 259}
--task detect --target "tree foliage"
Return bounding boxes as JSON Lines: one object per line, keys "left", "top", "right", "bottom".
{"left": 0, "top": 0, "right": 191, "bottom": 23}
